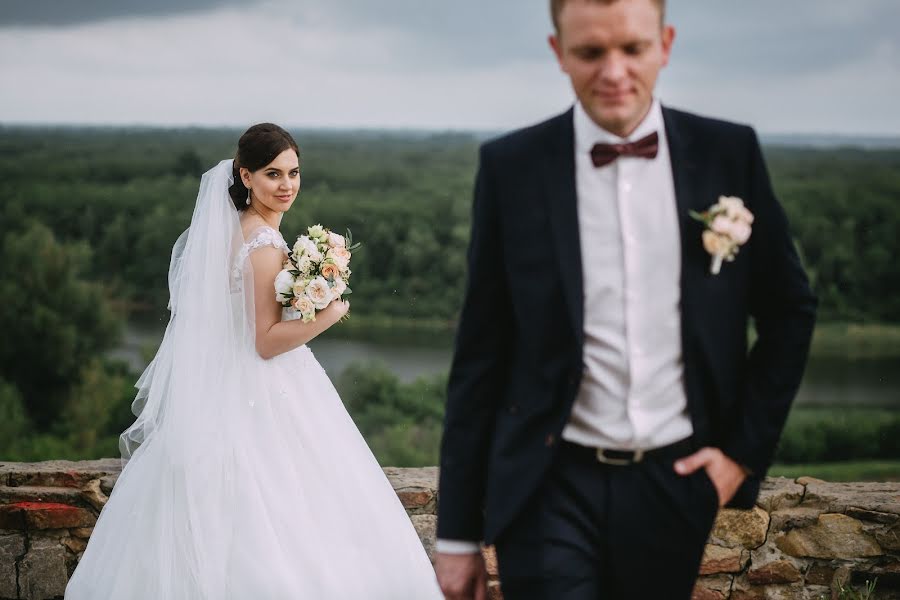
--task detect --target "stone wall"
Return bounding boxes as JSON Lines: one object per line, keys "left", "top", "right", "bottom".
{"left": 0, "top": 461, "right": 898, "bottom": 599}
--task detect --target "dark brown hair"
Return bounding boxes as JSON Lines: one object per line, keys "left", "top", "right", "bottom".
{"left": 229, "top": 123, "right": 300, "bottom": 211}
{"left": 550, "top": 0, "right": 666, "bottom": 32}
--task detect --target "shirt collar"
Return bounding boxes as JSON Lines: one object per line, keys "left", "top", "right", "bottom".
{"left": 573, "top": 98, "right": 663, "bottom": 154}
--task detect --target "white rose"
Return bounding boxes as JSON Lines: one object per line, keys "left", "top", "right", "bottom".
{"left": 293, "top": 236, "right": 309, "bottom": 257}
{"left": 332, "top": 277, "right": 347, "bottom": 296}
{"left": 305, "top": 276, "right": 334, "bottom": 310}
{"left": 274, "top": 270, "right": 296, "bottom": 301}
{"left": 292, "top": 294, "right": 315, "bottom": 315}
{"left": 326, "top": 246, "right": 352, "bottom": 270}
{"left": 291, "top": 235, "right": 318, "bottom": 261}
{"left": 327, "top": 232, "right": 346, "bottom": 247}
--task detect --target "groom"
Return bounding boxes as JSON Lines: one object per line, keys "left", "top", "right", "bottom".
{"left": 435, "top": 0, "right": 816, "bottom": 598}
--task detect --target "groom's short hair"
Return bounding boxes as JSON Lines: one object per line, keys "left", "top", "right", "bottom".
{"left": 550, "top": 0, "right": 666, "bottom": 32}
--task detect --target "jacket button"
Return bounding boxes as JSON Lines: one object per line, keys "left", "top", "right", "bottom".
{"left": 545, "top": 433, "right": 556, "bottom": 447}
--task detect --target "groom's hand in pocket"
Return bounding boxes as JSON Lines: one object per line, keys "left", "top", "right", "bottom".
{"left": 674, "top": 447, "right": 748, "bottom": 507}
{"left": 435, "top": 551, "right": 488, "bottom": 600}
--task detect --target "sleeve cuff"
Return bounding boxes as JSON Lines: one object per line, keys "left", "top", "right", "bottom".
{"left": 436, "top": 538, "right": 482, "bottom": 554}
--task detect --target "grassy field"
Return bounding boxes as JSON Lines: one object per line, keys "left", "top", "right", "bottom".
{"left": 808, "top": 322, "right": 900, "bottom": 359}
{"left": 769, "top": 460, "right": 900, "bottom": 482}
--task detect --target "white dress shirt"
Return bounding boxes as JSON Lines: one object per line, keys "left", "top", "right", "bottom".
{"left": 562, "top": 98, "right": 693, "bottom": 450}
{"left": 437, "top": 99, "right": 692, "bottom": 554}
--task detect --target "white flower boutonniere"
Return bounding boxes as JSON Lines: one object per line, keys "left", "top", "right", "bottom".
{"left": 690, "top": 196, "right": 754, "bottom": 275}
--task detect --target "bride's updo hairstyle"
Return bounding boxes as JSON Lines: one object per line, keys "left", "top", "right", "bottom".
{"left": 228, "top": 123, "right": 300, "bottom": 211}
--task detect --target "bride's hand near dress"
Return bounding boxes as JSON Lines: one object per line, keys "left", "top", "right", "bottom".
{"left": 249, "top": 245, "right": 349, "bottom": 359}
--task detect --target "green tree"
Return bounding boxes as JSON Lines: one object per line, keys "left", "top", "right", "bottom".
{"left": 0, "top": 221, "right": 121, "bottom": 428}
{"left": 0, "top": 378, "right": 31, "bottom": 458}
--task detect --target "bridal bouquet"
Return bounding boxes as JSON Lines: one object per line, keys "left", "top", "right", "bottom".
{"left": 274, "top": 224, "right": 359, "bottom": 322}
{"left": 690, "top": 196, "right": 754, "bottom": 275}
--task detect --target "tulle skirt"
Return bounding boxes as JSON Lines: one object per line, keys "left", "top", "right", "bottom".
{"left": 65, "top": 345, "right": 443, "bottom": 599}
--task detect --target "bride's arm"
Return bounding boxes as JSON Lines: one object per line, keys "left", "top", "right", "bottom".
{"left": 249, "top": 246, "right": 349, "bottom": 359}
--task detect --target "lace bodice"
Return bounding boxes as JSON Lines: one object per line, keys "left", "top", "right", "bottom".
{"left": 232, "top": 226, "right": 303, "bottom": 321}
{"left": 232, "top": 225, "right": 288, "bottom": 284}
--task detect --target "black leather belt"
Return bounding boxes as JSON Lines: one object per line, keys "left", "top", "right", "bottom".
{"left": 560, "top": 436, "right": 695, "bottom": 466}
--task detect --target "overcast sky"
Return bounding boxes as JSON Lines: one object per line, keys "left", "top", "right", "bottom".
{"left": 1, "top": 0, "right": 898, "bottom": 135}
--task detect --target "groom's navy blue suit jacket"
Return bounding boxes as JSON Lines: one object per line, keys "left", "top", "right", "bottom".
{"left": 437, "top": 106, "right": 817, "bottom": 545}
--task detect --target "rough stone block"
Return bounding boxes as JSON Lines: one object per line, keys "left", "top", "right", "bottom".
{"left": 732, "top": 582, "right": 829, "bottom": 600}
{"left": 1, "top": 459, "right": 121, "bottom": 489}
{"left": 700, "top": 544, "right": 747, "bottom": 575}
{"left": 384, "top": 467, "right": 438, "bottom": 514}
{"left": 0, "top": 533, "right": 26, "bottom": 599}
{"left": 487, "top": 580, "right": 503, "bottom": 600}
{"left": 19, "top": 537, "right": 68, "bottom": 600}
{"left": 80, "top": 479, "right": 108, "bottom": 512}
{"left": 0, "top": 485, "right": 84, "bottom": 505}
{"left": 70, "top": 527, "right": 93, "bottom": 539}
{"left": 804, "top": 562, "right": 836, "bottom": 586}
{"left": 757, "top": 477, "right": 805, "bottom": 512}
{"left": 99, "top": 474, "right": 119, "bottom": 496}
{"left": 483, "top": 545, "right": 498, "bottom": 577}
{"left": 747, "top": 559, "right": 803, "bottom": 584}
{"left": 409, "top": 514, "right": 436, "bottom": 562}
{"left": 711, "top": 506, "right": 770, "bottom": 549}
{"left": 62, "top": 535, "right": 87, "bottom": 555}
{"left": 802, "top": 481, "right": 900, "bottom": 516}
{"left": 769, "top": 506, "right": 823, "bottom": 531}
{"left": 692, "top": 574, "right": 732, "bottom": 599}
{"left": 776, "top": 513, "right": 882, "bottom": 559}
{"left": 876, "top": 521, "right": 900, "bottom": 552}
{"left": 1, "top": 502, "right": 96, "bottom": 531}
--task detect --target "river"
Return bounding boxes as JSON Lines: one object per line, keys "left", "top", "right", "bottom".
{"left": 109, "top": 320, "right": 899, "bottom": 408}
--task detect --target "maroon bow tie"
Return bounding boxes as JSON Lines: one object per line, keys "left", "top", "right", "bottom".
{"left": 590, "top": 131, "right": 659, "bottom": 167}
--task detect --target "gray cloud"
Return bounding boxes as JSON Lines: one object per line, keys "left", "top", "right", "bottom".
{"left": 0, "top": 0, "right": 245, "bottom": 27}
{"left": 668, "top": 1, "right": 899, "bottom": 78}
{"left": 0, "top": 0, "right": 897, "bottom": 134}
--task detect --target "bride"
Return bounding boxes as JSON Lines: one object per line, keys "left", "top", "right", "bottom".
{"left": 65, "top": 123, "right": 444, "bottom": 599}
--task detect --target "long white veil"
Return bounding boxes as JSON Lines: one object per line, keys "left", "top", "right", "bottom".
{"left": 120, "top": 158, "right": 255, "bottom": 460}
{"left": 112, "top": 159, "right": 259, "bottom": 596}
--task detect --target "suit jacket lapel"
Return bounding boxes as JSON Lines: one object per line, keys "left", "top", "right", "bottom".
{"left": 542, "top": 109, "right": 584, "bottom": 346}
{"left": 664, "top": 105, "right": 709, "bottom": 408}
{"left": 663, "top": 106, "right": 700, "bottom": 265}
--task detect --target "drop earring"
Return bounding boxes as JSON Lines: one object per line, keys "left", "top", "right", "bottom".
{"left": 246, "top": 188, "right": 251, "bottom": 206}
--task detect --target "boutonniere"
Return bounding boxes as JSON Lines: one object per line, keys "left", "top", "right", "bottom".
{"left": 690, "top": 196, "right": 754, "bottom": 275}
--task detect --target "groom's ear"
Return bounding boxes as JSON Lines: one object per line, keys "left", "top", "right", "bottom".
{"left": 660, "top": 25, "right": 676, "bottom": 67}
{"left": 548, "top": 34, "right": 565, "bottom": 71}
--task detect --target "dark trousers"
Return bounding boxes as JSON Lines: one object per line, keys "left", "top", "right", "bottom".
{"left": 495, "top": 439, "right": 719, "bottom": 600}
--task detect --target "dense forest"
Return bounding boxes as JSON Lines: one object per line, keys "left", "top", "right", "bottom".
{"left": 1, "top": 126, "right": 898, "bottom": 467}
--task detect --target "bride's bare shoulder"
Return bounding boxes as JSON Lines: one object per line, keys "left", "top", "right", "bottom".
{"left": 239, "top": 215, "right": 271, "bottom": 242}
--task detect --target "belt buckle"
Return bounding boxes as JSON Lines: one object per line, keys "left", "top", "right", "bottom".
{"left": 595, "top": 448, "right": 644, "bottom": 466}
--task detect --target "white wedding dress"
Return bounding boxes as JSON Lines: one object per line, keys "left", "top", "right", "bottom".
{"left": 65, "top": 161, "right": 443, "bottom": 599}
